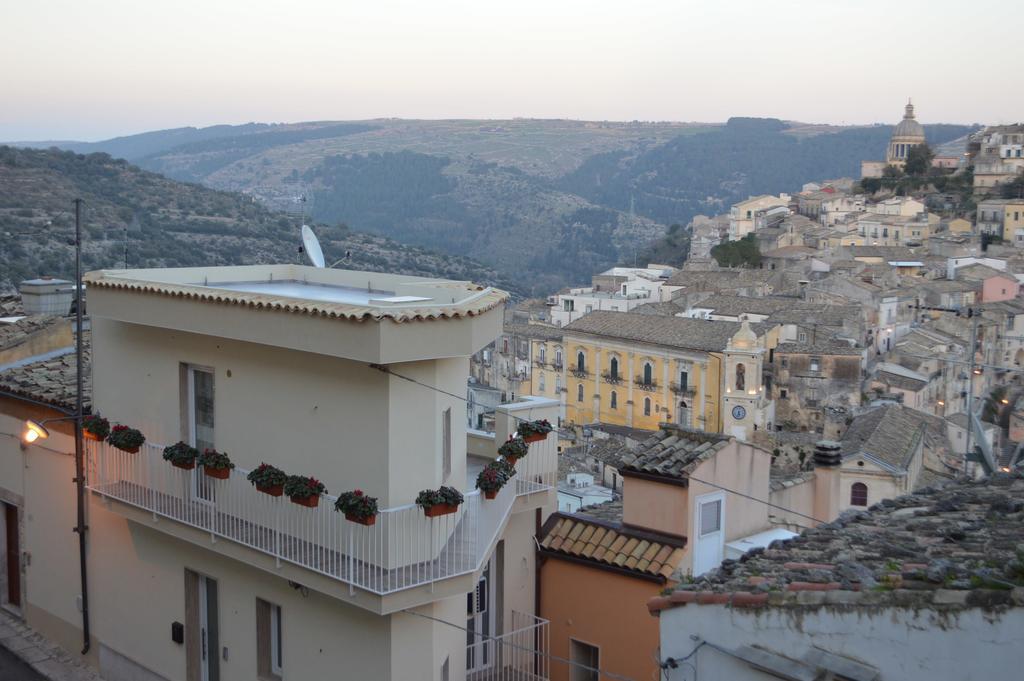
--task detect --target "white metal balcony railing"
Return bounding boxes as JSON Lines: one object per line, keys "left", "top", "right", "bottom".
{"left": 85, "top": 437, "right": 556, "bottom": 595}
{"left": 469, "top": 611, "right": 550, "bottom": 681}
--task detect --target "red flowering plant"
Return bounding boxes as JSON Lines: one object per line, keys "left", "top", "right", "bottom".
{"left": 246, "top": 463, "right": 287, "bottom": 489}
{"left": 283, "top": 475, "right": 326, "bottom": 500}
{"left": 498, "top": 436, "right": 529, "bottom": 462}
{"left": 334, "top": 489, "right": 379, "bottom": 520}
{"left": 517, "top": 419, "right": 552, "bottom": 441}
{"left": 82, "top": 414, "right": 110, "bottom": 440}
{"left": 415, "top": 485, "right": 464, "bottom": 510}
{"left": 198, "top": 449, "right": 235, "bottom": 471}
{"left": 476, "top": 462, "right": 511, "bottom": 496}
{"left": 162, "top": 441, "right": 199, "bottom": 467}
{"left": 107, "top": 425, "right": 146, "bottom": 452}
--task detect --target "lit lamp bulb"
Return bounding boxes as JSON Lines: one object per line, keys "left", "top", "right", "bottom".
{"left": 23, "top": 419, "right": 50, "bottom": 444}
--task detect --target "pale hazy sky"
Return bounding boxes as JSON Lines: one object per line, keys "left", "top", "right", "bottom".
{"left": 2, "top": 0, "right": 1020, "bottom": 141}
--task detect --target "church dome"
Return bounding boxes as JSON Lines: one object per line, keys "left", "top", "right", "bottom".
{"left": 892, "top": 101, "right": 925, "bottom": 141}
{"left": 730, "top": 319, "right": 758, "bottom": 350}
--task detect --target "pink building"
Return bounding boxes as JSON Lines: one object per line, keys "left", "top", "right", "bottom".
{"left": 957, "top": 264, "right": 1020, "bottom": 302}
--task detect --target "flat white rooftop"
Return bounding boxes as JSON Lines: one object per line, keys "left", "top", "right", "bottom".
{"left": 212, "top": 280, "right": 432, "bottom": 306}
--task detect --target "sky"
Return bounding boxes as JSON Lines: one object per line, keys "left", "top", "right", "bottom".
{"left": 2, "top": 0, "right": 1021, "bottom": 141}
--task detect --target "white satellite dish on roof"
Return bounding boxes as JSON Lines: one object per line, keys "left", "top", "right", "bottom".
{"left": 301, "top": 224, "right": 325, "bottom": 268}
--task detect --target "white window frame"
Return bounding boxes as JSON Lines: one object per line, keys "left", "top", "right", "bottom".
{"left": 270, "top": 604, "right": 282, "bottom": 676}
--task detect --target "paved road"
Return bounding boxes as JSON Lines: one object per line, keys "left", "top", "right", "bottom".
{"left": 0, "top": 643, "right": 45, "bottom": 681}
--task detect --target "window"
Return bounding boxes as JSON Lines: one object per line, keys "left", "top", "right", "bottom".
{"left": 555, "top": 376, "right": 561, "bottom": 393}
{"left": 735, "top": 363, "right": 745, "bottom": 391}
{"left": 555, "top": 349, "right": 562, "bottom": 366}
{"left": 780, "top": 357, "right": 788, "bottom": 368}
{"left": 577, "top": 384, "right": 584, "bottom": 402}
{"left": 643, "top": 362, "right": 653, "bottom": 386}
{"left": 502, "top": 338, "right": 509, "bottom": 353}
{"left": 570, "top": 639, "right": 599, "bottom": 681}
{"left": 643, "top": 397, "right": 651, "bottom": 416}
{"left": 609, "top": 357, "right": 619, "bottom": 380}
{"left": 577, "top": 351, "right": 586, "bottom": 373}
{"left": 442, "top": 408, "right": 452, "bottom": 481}
{"left": 585, "top": 305, "right": 593, "bottom": 314}
{"left": 540, "top": 346, "right": 546, "bottom": 363}
{"left": 256, "top": 599, "right": 283, "bottom": 680}
{"left": 699, "top": 499, "right": 722, "bottom": 536}
{"left": 850, "top": 482, "right": 868, "bottom": 507}
{"left": 798, "top": 332, "right": 807, "bottom": 343}
{"left": 780, "top": 389, "right": 788, "bottom": 399}
{"left": 539, "top": 374, "right": 545, "bottom": 393}
{"left": 678, "top": 370, "right": 688, "bottom": 390}
{"left": 185, "top": 365, "right": 215, "bottom": 502}
{"left": 610, "top": 391, "right": 618, "bottom": 409}
{"left": 563, "top": 300, "right": 574, "bottom": 312}
{"left": 810, "top": 356, "right": 821, "bottom": 372}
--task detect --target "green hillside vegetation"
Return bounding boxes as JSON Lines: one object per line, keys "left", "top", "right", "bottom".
{"left": 0, "top": 146, "right": 521, "bottom": 295}
{"left": 13, "top": 118, "right": 978, "bottom": 293}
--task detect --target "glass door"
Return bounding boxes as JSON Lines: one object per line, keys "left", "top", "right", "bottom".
{"left": 188, "top": 366, "right": 216, "bottom": 504}
{"left": 466, "top": 558, "right": 496, "bottom": 672}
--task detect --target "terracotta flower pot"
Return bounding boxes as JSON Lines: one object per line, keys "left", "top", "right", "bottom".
{"left": 204, "top": 466, "right": 230, "bottom": 480}
{"left": 84, "top": 430, "right": 104, "bottom": 442}
{"left": 171, "top": 460, "right": 196, "bottom": 470}
{"left": 423, "top": 503, "right": 458, "bottom": 518}
{"left": 484, "top": 489, "right": 498, "bottom": 500}
{"left": 115, "top": 445, "right": 140, "bottom": 454}
{"left": 523, "top": 433, "right": 547, "bottom": 443}
{"left": 505, "top": 456, "right": 520, "bottom": 467}
{"left": 345, "top": 512, "right": 376, "bottom": 526}
{"left": 257, "top": 483, "right": 284, "bottom": 497}
{"left": 291, "top": 495, "right": 319, "bottom": 508}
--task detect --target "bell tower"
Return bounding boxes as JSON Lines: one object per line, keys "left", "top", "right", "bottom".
{"left": 722, "top": 320, "right": 774, "bottom": 440}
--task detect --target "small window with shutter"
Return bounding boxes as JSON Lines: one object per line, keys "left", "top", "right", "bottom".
{"left": 256, "top": 599, "right": 282, "bottom": 680}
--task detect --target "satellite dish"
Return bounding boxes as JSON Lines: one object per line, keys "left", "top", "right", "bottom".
{"left": 301, "top": 225, "right": 325, "bottom": 268}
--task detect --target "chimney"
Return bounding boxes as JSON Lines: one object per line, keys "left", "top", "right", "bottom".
{"left": 19, "top": 277, "right": 75, "bottom": 316}
{"left": 812, "top": 440, "right": 842, "bottom": 524}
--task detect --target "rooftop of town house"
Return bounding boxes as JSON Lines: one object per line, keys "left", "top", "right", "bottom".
{"left": 686, "top": 294, "right": 794, "bottom": 317}
{"left": 563, "top": 311, "right": 773, "bottom": 353}
{"left": 761, "top": 246, "right": 817, "bottom": 259}
{"left": 774, "top": 340, "right": 863, "bottom": 356}
{"left": 873, "top": 369, "right": 929, "bottom": 392}
{"left": 0, "top": 315, "right": 65, "bottom": 352}
{"left": 83, "top": 264, "right": 508, "bottom": 323}
{"left": 839, "top": 404, "right": 926, "bottom": 473}
{"left": 619, "top": 425, "right": 733, "bottom": 481}
{"left": 981, "top": 299, "right": 1024, "bottom": 314}
{"left": 539, "top": 503, "right": 687, "bottom": 582}
{"left": 914, "top": 278, "right": 979, "bottom": 293}
{"left": 848, "top": 245, "right": 919, "bottom": 259}
{"left": 665, "top": 268, "right": 780, "bottom": 289}
{"left": 503, "top": 321, "right": 563, "bottom": 343}
{"left": 768, "top": 467, "right": 816, "bottom": 493}
{"left": 956, "top": 263, "right": 1015, "bottom": 282}
{"left": 765, "top": 304, "right": 864, "bottom": 329}
{"left": 648, "top": 474, "right": 1024, "bottom": 614}
{"left": 0, "top": 327, "right": 91, "bottom": 410}
{"left": 629, "top": 301, "right": 687, "bottom": 317}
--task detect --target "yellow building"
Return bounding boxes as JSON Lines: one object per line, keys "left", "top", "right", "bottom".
{"left": 543, "top": 312, "right": 779, "bottom": 436}
{"left": 947, "top": 217, "right": 973, "bottom": 234}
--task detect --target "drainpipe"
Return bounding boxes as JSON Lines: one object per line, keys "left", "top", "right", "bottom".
{"left": 73, "top": 198, "right": 91, "bottom": 655}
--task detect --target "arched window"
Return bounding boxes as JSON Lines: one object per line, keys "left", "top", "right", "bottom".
{"left": 679, "top": 370, "right": 688, "bottom": 390}
{"left": 577, "top": 351, "right": 586, "bottom": 373}
{"left": 644, "top": 397, "right": 651, "bottom": 416}
{"left": 610, "top": 357, "right": 619, "bottom": 380}
{"left": 555, "top": 348, "right": 562, "bottom": 367}
{"left": 643, "top": 362, "right": 653, "bottom": 386}
{"left": 610, "top": 391, "right": 618, "bottom": 409}
{"left": 539, "top": 346, "right": 546, "bottom": 363}
{"left": 736, "top": 363, "right": 746, "bottom": 391}
{"left": 577, "top": 384, "right": 584, "bottom": 403}
{"left": 850, "top": 482, "right": 868, "bottom": 507}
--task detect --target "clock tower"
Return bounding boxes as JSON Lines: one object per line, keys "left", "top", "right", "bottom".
{"left": 722, "top": 320, "right": 774, "bottom": 441}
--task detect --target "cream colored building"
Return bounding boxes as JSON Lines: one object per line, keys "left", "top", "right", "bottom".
{"left": 728, "top": 195, "right": 790, "bottom": 241}
{"left": 0, "top": 264, "right": 559, "bottom": 681}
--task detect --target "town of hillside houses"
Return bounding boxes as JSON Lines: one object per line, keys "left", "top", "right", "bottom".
{"left": 0, "top": 104, "right": 1022, "bottom": 681}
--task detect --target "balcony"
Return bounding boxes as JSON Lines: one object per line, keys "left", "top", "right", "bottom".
{"left": 85, "top": 437, "right": 556, "bottom": 599}
{"left": 570, "top": 368, "right": 589, "bottom": 379}
{"left": 468, "top": 611, "right": 550, "bottom": 680}
{"left": 669, "top": 382, "right": 696, "bottom": 396}
{"left": 634, "top": 376, "right": 658, "bottom": 391}
{"left": 600, "top": 371, "right": 623, "bottom": 385}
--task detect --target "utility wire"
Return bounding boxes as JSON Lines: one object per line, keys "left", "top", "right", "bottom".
{"left": 371, "top": 364, "right": 829, "bottom": 527}
{"left": 401, "top": 609, "right": 638, "bottom": 681}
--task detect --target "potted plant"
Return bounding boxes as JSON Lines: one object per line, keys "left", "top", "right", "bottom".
{"left": 107, "top": 425, "right": 146, "bottom": 453}
{"left": 199, "top": 449, "right": 235, "bottom": 479}
{"left": 82, "top": 414, "right": 110, "bottom": 442}
{"left": 162, "top": 441, "right": 199, "bottom": 470}
{"left": 246, "top": 463, "right": 287, "bottom": 496}
{"left": 476, "top": 461, "right": 512, "bottom": 500}
{"left": 517, "top": 419, "right": 553, "bottom": 443}
{"left": 334, "top": 489, "right": 379, "bottom": 526}
{"left": 498, "top": 436, "right": 529, "bottom": 464}
{"left": 416, "top": 486, "right": 464, "bottom": 518}
{"left": 284, "top": 475, "right": 326, "bottom": 508}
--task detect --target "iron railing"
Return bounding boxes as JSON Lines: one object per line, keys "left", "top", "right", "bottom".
{"left": 85, "top": 436, "right": 556, "bottom": 595}
{"left": 468, "top": 611, "right": 550, "bottom": 680}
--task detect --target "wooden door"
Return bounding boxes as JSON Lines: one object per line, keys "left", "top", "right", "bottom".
{"left": 4, "top": 504, "right": 20, "bottom": 607}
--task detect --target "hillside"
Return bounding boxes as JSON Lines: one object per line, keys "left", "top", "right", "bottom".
{"left": 12, "top": 117, "right": 979, "bottom": 293}
{"left": 0, "top": 146, "right": 522, "bottom": 295}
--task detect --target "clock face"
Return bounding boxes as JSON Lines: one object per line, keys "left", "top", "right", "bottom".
{"left": 732, "top": 405, "right": 747, "bottom": 420}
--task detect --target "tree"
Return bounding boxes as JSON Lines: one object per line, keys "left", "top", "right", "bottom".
{"left": 710, "top": 234, "right": 762, "bottom": 268}
{"left": 859, "top": 177, "right": 882, "bottom": 194}
{"left": 904, "top": 143, "right": 935, "bottom": 176}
